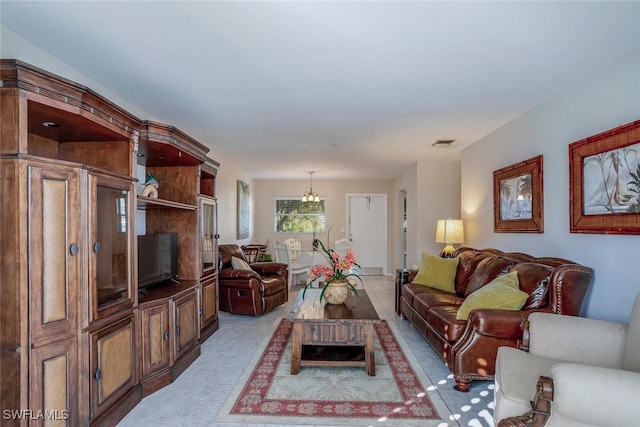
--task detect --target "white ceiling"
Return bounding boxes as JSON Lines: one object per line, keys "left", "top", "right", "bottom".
{"left": 2, "top": 1, "right": 640, "bottom": 179}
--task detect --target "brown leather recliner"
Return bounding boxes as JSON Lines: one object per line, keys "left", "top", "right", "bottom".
{"left": 218, "top": 244, "right": 288, "bottom": 316}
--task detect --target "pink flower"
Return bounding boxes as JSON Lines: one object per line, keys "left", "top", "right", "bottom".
{"left": 305, "top": 241, "right": 362, "bottom": 289}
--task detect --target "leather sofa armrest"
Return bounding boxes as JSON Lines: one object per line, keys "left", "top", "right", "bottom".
{"left": 465, "top": 308, "right": 549, "bottom": 341}
{"left": 219, "top": 269, "right": 262, "bottom": 281}
{"left": 408, "top": 269, "right": 419, "bottom": 283}
{"left": 251, "top": 262, "right": 288, "bottom": 277}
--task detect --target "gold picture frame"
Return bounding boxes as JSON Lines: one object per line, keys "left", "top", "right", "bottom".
{"left": 569, "top": 119, "right": 640, "bottom": 234}
{"left": 493, "top": 155, "right": 544, "bottom": 233}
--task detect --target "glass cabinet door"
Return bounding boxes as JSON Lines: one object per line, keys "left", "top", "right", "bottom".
{"left": 90, "top": 173, "right": 134, "bottom": 320}
{"left": 199, "top": 197, "right": 217, "bottom": 277}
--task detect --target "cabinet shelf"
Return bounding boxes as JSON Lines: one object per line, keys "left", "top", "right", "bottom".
{"left": 137, "top": 195, "right": 197, "bottom": 210}
{"left": 137, "top": 280, "right": 198, "bottom": 305}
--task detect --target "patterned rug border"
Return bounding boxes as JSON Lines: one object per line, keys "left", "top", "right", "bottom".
{"left": 215, "top": 317, "right": 453, "bottom": 426}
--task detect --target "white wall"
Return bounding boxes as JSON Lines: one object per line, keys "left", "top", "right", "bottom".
{"left": 393, "top": 159, "right": 461, "bottom": 270}
{"left": 416, "top": 158, "right": 462, "bottom": 262}
{"left": 215, "top": 159, "right": 254, "bottom": 247}
{"left": 461, "top": 48, "right": 640, "bottom": 322}
{"left": 394, "top": 164, "right": 418, "bottom": 269}
{"left": 252, "top": 178, "right": 394, "bottom": 268}
{"left": 252, "top": 161, "right": 461, "bottom": 275}
{"left": 1, "top": 26, "right": 153, "bottom": 120}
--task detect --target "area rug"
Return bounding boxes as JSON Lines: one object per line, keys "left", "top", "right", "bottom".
{"left": 215, "top": 317, "right": 454, "bottom": 426}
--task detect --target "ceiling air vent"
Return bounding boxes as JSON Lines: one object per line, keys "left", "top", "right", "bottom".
{"left": 432, "top": 139, "right": 456, "bottom": 147}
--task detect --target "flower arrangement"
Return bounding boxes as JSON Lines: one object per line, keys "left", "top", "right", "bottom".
{"left": 303, "top": 240, "right": 363, "bottom": 301}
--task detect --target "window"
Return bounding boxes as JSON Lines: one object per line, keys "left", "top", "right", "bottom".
{"left": 275, "top": 198, "right": 326, "bottom": 233}
{"left": 116, "top": 196, "right": 127, "bottom": 233}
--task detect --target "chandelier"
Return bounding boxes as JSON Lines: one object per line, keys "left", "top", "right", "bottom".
{"left": 301, "top": 171, "right": 320, "bottom": 202}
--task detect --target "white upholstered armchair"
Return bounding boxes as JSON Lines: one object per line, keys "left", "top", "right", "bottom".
{"left": 494, "top": 293, "right": 640, "bottom": 427}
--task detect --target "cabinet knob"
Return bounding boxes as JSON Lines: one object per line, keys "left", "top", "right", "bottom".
{"left": 175, "top": 326, "right": 181, "bottom": 335}
{"left": 163, "top": 331, "right": 170, "bottom": 341}
{"left": 94, "top": 368, "right": 102, "bottom": 381}
{"left": 69, "top": 243, "right": 78, "bottom": 256}
{"left": 93, "top": 242, "right": 101, "bottom": 253}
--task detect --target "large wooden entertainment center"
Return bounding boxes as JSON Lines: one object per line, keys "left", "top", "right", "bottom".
{"left": 0, "top": 59, "right": 220, "bottom": 426}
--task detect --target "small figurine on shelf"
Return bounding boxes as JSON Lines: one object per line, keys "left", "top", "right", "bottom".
{"left": 140, "top": 172, "right": 159, "bottom": 198}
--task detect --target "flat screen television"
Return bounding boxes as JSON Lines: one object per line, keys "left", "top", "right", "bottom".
{"left": 137, "top": 233, "right": 178, "bottom": 291}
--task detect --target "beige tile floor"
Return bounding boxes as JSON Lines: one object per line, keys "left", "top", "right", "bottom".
{"left": 118, "top": 276, "right": 495, "bottom": 427}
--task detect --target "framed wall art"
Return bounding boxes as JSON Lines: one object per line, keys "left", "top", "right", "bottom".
{"left": 493, "top": 155, "right": 544, "bottom": 233}
{"left": 569, "top": 119, "right": 640, "bottom": 234}
{"left": 237, "top": 180, "right": 250, "bottom": 239}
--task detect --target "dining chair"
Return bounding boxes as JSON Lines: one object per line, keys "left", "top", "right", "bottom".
{"left": 274, "top": 240, "right": 310, "bottom": 287}
{"left": 333, "top": 238, "right": 351, "bottom": 257}
{"left": 283, "top": 237, "right": 301, "bottom": 261}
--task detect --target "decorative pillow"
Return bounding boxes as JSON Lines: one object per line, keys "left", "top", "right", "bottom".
{"left": 456, "top": 271, "right": 528, "bottom": 320}
{"left": 508, "top": 262, "right": 553, "bottom": 309}
{"left": 231, "top": 256, "right": 252, "bottom": 271}
{"left": 412, "top": 253, "right": 459, "bottom": 293}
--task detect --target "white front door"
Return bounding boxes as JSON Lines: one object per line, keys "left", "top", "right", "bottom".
{"left": 347, "top": 194, "right": 387, "bottom": 275}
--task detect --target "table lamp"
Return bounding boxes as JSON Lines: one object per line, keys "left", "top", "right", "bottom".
{"left": 435, "top": 219, "right": 464, "bottom": 258}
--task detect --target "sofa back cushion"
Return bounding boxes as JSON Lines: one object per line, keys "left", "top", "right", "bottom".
{"left": 508, "top": 262, "right": 554, "bottom": 309}
{"left": 464, "top": 256, "right": 515, "bottom": 297}
{"left": 455, "top": 250, "right": 492, "bottom": 296}
{"left": 219, "top": 244, "right": 247, "bottom": 270}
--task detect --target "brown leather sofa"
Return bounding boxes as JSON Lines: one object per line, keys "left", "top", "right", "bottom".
{"left": 400, "top": 247, "right": 594, "bottom": 392}
{"left": 218, "top": 244, "right": 288, "bottom": 316}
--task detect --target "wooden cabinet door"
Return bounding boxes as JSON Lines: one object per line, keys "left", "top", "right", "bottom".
{"left": 30, "top": 337, "right": 78, "bottom": 427}
{"left": 200, "top": 276, "right": 217, "bottom": 330}
{"left": 140, "top": 302, "right": 171, "bottom": 377}
{"left": 87, "top": 172, "right": 135, "bottom": 323}
{"left": 89, "top": 316, "right": 137, "bottom": 419}
{"left": 173, "top": 289, "right": 199, "bottom": 361}
{"left": 28, "top": 165, "right": 81, "bottom": 344}
{"left": 199, "top": 196, "right": 217, "bottom": 278}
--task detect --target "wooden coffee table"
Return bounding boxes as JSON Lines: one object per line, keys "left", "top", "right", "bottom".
{"left": 287, "top": 288, "right": 380, "bottom": 376}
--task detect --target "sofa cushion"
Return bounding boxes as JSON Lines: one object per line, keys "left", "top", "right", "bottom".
{"left": 464, "top": 256, "right": 514, "bottom": 297}
{"left": 401, "top": 283, "right": 426, "bottom": 306}
{"left": 425, "top": 305, "right": 467, "bottom": 343}
{"left": 454, "top": 250, "right": 491, "bottom": 296}
{"left": 413, "top": 253, "right": 459, "bottom": 293}
{"left": 456, "top": 272, "right": 528, "bottom": 320}
{"left": 412, "top": 290, "right": 464, "bottom": 318}
{"left": 231, "top": 256, "right": 252, "bottom": 271}
{"left": 509, "top": 262, "right": 553, "bottom": 309}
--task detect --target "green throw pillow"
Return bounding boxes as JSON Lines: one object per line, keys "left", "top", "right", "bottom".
{"left": 412, "top": 253, "right": 459, "bottom": 293}
{"left": 456, "top": 271, "right": 528, "bottom": 320}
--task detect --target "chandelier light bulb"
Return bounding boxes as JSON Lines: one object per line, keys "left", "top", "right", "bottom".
{"left": 302, "top": 171, "right": 322, "bottom": 203}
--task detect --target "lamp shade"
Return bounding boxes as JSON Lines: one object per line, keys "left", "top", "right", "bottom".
{"left": 435, "top": 219, "right": 464, "bottom": 244}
